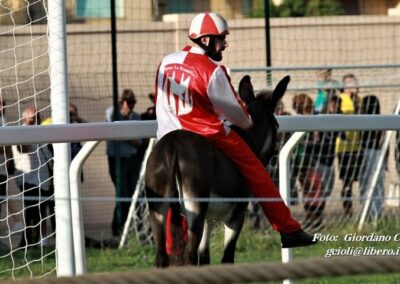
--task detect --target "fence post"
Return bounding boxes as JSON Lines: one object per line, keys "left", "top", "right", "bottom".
{"left": 279, "top": 131, "right": 306, "bottom": 284}
{"left": 70, "top": 141, "right": 102, "bottom": 275}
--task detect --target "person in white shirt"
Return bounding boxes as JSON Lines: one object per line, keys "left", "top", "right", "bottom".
{"left": 0, "top": 98, "right": 22, "bottom": 235}
{"left": 12, "top": 106, "right": 54, "bottom": 247}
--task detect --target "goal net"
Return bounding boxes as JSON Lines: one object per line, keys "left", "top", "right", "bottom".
{"left": 0, "top": 0, "right": 55, "bottom": 279}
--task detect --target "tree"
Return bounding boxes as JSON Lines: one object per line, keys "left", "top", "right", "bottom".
{"left": 271, "top": 0, "right": 344, "bottom": 17}
{"left": 274, "top": 0, "right": 307, "bottom": 17}
{"left": 250, "top": 0, "right": 344, "bottom": 18}
{"left": 305, "top": 0, "right": 344, "bottom": 16}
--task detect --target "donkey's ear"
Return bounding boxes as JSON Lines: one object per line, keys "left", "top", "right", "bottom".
{"left": 238, "top": 75, "right": 255, "bottom": 105}
{"left": 272, "top": 75, "right": 290, "bottom": 106}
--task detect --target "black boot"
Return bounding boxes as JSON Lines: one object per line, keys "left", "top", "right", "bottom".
{"left": 280, "top": 229, "right": 318, "bottom": 248}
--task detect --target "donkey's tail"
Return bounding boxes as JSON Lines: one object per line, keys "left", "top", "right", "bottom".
{"left": 166, "top": 149, "right": 188, "bottom": 264}
{"left": 167, "top": 203, "right": 188, "bottom": 264}
{"left": 167, "top": 149, "right": 183, "bottom": 202}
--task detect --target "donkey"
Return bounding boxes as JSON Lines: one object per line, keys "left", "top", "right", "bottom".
{"left": 144, "top": 75, "right": 289, "bottom": 267}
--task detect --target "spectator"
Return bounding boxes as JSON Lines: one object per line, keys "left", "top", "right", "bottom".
{"left": 41, "top": 103, "right": 86, "bottom": 160}
{"left": 359, "top": 95, "right": 385, "bottom": 221}
{"left": 0, "top": 98, "right": 22, "bottom": 234}
{"left": 396, "top": 131, "right": 400, "bottom": 176}
{"left": 42, "top": 102, "right": 86, "bottom": 162}
{"left": 308, "top": 94, "right": 344, "bottom": 232}
{"left": 106, "top": 89, "right": 142, "bottom": 238}
{"left": 314, "top": 69, "right": 341, "bottom": 114}
{"left": 140, "top": 93, "right": 156, "bottom": 121}
{"left": 69, "top": 103, "right": 86, "bottom": 162}
{"left": 291, "top": 94, "right": 316, "bottom": 186}
{"left": 12, "top": 107, "right": 54, "bottom": 247}
{"left": 271, "top": 100, "right": 298, "bottom": 204}
{"left": 336, "top": 73, "right": 363, "bottom": 218}
{"left": 292, "top": 94, "right": 323, "bottom": 230}
{"left": 43, "top": 103, "right": 100, "bottom": 247}
{"left": 137, "top": 93, "right": 156, "bottom": 162}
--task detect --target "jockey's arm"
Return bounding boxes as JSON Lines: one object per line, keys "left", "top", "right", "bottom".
{"left": 207, "top": 66, "right": 253, "bottom": 130}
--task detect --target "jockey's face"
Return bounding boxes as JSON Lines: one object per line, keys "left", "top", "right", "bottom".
{"left": 202, "top": 35, "right": 228, "bottom": 62}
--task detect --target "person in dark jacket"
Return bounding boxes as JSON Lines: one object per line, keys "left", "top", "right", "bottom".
{"left": 359, "top": 95, "right": 385, "bottom": 221}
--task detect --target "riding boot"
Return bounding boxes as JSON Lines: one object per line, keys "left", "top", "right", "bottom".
{"left": 281, "top": 229, "right": 318, "bottom": 248}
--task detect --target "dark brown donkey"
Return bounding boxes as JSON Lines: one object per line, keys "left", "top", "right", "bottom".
{"left": 145, "top": 75, "right": 290, "bottom": 267}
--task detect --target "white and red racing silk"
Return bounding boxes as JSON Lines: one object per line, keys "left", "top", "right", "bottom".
{"left": 155, "top": 45, "right": 252, "bottom": 139}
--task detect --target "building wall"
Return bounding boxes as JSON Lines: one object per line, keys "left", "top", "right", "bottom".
{"left": 2, "top": 15, "right": 400, "bottom": 105}
{"left": 3, "top": 0, "right": 400, "bottom": 26}
{"left": 0, "top": 0, "right": 28, "bottom": 24}
{"left": 359, "top": 0, "right": 400, "bottom": 14}
{"left": 210, "top": 0, "right": 244, "bottom": 19}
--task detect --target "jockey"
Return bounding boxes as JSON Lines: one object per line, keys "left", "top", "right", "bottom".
{"left": 155, "top": 12, "right": 317, "bottom": 248}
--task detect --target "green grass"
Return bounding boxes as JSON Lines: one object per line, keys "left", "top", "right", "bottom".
{"left": 0, "top": 246, "right": 56, "bottom": 279}
{"left": 2, "top": 218, "right": 400, "bottom": 283}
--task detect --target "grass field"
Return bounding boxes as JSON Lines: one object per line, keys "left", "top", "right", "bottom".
{"left": 2, "top": 217, "right": 400, "bottom": 283}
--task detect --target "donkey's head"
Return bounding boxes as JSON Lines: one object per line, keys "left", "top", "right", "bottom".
{"left": 238, "top": 75, "right": 290, "bottom": 164}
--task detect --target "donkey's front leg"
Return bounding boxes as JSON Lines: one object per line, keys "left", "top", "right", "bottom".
{"left": 221, "top": 209, "right": 245, "bottom": 263}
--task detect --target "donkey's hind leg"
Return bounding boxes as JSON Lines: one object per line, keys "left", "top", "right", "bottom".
{"left": 183, "top": 196, "right": 207, "bottom": 265}
{"left": 221, "top": 210, "right": 245, "bottom": 263}
{"left": 198, "top": 220, "right": 213, "bottom": 265}
{"left": 148, "top": 203, "right": 169, "bottom": 267}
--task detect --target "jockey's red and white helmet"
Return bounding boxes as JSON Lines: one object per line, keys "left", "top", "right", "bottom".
{"left": 188, "top": 12, "right": 229, "bottom": 39}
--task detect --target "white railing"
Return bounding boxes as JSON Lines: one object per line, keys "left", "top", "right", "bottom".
{"left": 69, "top": 141, "right": 101, "bottom": 275}
{"left": 1, "top": 115, "right": 400, "bottom": 146}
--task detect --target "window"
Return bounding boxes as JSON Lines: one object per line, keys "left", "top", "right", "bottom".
{"left": 76, "top": 0, "right": 124, "bottom": 18}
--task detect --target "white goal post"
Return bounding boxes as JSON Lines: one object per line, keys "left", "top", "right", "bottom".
{"left": 47, "top": 0, "right": 73, "bottom": 277}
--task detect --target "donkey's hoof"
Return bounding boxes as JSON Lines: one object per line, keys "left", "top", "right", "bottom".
{"left": 280, "top": 229, "right": 318, "bottom": 248}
